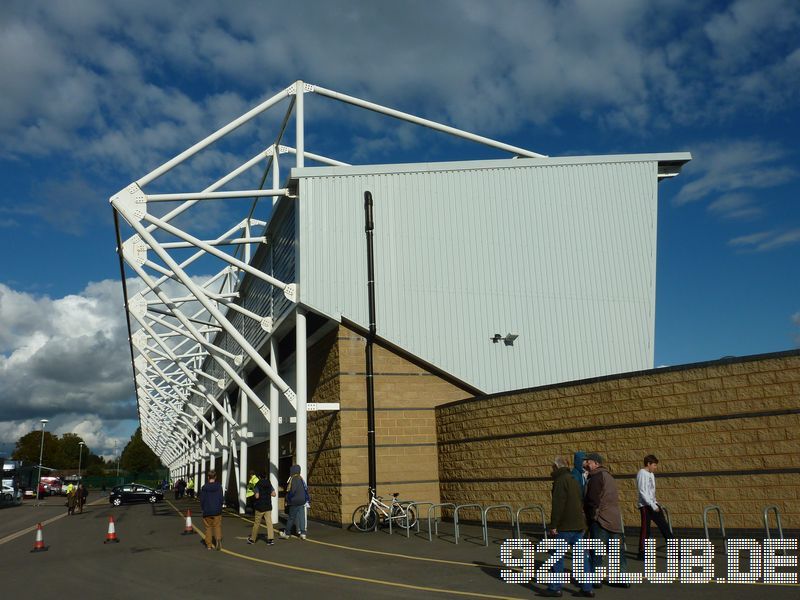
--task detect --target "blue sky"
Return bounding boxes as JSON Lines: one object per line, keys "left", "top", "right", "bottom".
{"left": 1, "top": 0, "right": 799, "bottom": 456}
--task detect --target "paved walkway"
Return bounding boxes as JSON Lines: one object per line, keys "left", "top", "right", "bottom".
{"left": 0, "top": 495, "right": 796, "bottom": 599}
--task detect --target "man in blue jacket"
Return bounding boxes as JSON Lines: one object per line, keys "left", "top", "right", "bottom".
{"left": 571, "top": 451, "right": 588, "bottom": 496}
{"left": 200, "top": 470, "right": 224, "bottom": 550}
{"left": 279, "top": 465, "right": 309, "bottom": 540}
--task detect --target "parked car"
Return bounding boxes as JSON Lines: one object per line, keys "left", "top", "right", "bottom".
{"left": 109, "top": 483, "right": 164, "bottom": 506}
{"left": 1, "top": 483, "right": 22, "bottom": 505}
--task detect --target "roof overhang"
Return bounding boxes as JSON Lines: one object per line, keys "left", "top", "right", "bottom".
{"left": 290, "top": 152, "right": 692, "bottom": 181}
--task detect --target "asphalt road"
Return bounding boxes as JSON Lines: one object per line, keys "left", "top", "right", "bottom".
{"left": 0, "top": 496, "right": 797, "bottom": 599}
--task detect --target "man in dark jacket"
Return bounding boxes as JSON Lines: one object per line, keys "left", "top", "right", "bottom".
{"left": 175, "top": 478, "right": 186, "bottom": 500}
{"left": 541, "top": 457, "right": 594, "bottom": 598}
{"left": 584, "top": 453, "right": 628, "bottom": 587}
{"left": 77, "top": 483, "right": 88, "bottom": 514}
{"left": 279, "top": 465, "right": 309, "bottom": 539}
{"left": 200, "top": 470, "right": 224, "bottom": 550}
{"left": 247, "top": 472, "right": 276, "bottom": 545}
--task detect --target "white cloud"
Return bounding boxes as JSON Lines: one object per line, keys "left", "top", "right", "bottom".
{"left": 704, "top": 0, "right": 800, "bottom": 70}
{"left": 707, "top": 193, "right": 762, "bottom": 220}
{"left": 728, "top": 228, "right": 800, "bottom": 252}
{"left": 0, "top": 414, "right": 135, "bottom": 459}
{"left": 1, "top": 0, "right": 798, "bottom": 182}
{"left": 0, "top": 279, "right": 137, "bottom": 453}
{"left": 675, "top": 140, "right": 798, "bottom": 205}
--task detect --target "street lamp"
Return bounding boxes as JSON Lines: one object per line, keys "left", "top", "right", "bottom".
{"left": 77, "top": 441, "right": 85, "bottom": 485}
{"left": 115, "top": 440, "right": 120, "bottom": 483}
{"left": 36, "top": 419, "right": 48, "bottom": 505}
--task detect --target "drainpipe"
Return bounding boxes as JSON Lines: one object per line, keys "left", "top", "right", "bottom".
{"left": 364, "top": 191, "right": 377, "bottom": 497}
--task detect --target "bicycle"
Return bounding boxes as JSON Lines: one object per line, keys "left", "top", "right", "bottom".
{"left": 352, "top": 488, "right": 418, "bottom": 532}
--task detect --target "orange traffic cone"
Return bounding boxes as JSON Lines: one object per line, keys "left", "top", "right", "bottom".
{"left": 31, "top": 522, "right": 47, "bottom": 553}
{"left": 104, "top": 516, "right": 120, "bottom": 543}
{"left": 182, "top": 509, "right": 193, "bottom": 535}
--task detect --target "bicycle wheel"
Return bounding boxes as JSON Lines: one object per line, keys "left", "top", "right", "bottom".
{"left": 404, "top": 504, "right": 418, "bottom": 529}
{"left": 352, "top": 504, "right": 377, "bottom": 531}
{"left": 392, "top": 504, "right": 417, "bottom": 529}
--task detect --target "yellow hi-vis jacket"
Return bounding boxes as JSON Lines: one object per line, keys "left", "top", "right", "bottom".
{"left": 246, "top": 475, "right": 259, "bottom": 498}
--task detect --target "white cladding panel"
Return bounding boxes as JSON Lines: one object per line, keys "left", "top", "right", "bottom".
{"left": 297, "top": 157, "right": 659, "bottom": 393}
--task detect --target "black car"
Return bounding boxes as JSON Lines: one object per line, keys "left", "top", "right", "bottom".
{"left": 109, "top": 483, "right": 164, "bottom": 506}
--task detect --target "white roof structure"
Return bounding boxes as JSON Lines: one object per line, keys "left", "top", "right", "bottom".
{"left": 110, "top": 80, "right": 689, "bottom": 503}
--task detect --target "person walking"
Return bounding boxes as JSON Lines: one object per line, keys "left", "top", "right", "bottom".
{"left": 200, "top": 470, "right": 224, "bottom": 550}
{"left": 540, "top": 456, "right": 594, "bottom": 598}
{"left": 636, "top": 454, "right": 672, "bottom": 559}
{"left": 66, "top": 484, "right": 77, "bottom": 516}
{"left": 584, "top": 452, "right": 629, "bottom": 588}
{"left": 247, "top": 471, "right": 277, "bottom": 546}
{"left": 279, "top": 465, "right": 309, "bottom": 540}
{"left": 77, "top": 483, "right": 88, "bottom": 513}
{"left": 186, "top": 478, "right": 194, "bottom": 499}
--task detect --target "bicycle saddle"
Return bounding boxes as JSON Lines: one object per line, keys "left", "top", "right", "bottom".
{"left": 392, "top": 492, "right": 400, "bottom": 497}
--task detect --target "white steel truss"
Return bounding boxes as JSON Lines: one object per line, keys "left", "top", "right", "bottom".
{"left": 111, "top": 80, "right": 546, "bottom": 516}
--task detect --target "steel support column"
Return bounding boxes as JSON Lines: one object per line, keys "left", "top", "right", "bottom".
{"left": 269, "top": 337, "right": 280, "bottom": 525}
{"left": 238, "top": 388, "right": 249, "bottom": 515}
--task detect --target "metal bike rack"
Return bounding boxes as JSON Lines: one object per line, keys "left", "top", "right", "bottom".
{"left": 703, "top": 505, "right": 727, "bottom": 554}
{"left": 763, "top": 505, "right": 784, "bottom": 540}
{"left": 403, "top": 501, "right": 434, "bottom": 538}
{"left": 515, "top": 504, "right": 548, "bottom": 540}
{"left": 387, "top": 498, "right": 414, "bottom": 535}
{"left": 453, "top": 503, "right": 483, "bottom": 545}
{"left": 660, "top": 505, "right": 674, "bottom": 536}
{"left": 635, "top": 503, "right": 673, "bottom": 551}
{"left": 482, "top": 504, "right": 515, "bottom": 547}
{"left": 426, "top": 503, "right": 456, "bottom": 542}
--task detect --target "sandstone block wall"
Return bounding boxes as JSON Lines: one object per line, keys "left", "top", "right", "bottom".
{"left": 307, "top": 324, "right": 472, "bottom": 525}
{"left": 436, "top": 351, "right": 800, "bottom": 532}
{"left": 305, "top": 328, "right": 342, "bottom": 524}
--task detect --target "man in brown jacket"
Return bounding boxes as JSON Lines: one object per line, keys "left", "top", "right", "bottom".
{"left": 584, "top": 452, "right": 629, "bottom": 587}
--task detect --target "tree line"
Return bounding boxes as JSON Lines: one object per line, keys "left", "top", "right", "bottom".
{"left": 11, "top": 427, "right": 163, "bottom": 476}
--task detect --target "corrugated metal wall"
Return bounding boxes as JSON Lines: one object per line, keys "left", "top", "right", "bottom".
{"left": 297, "top": 156, "right": 660, "bottom": 394}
